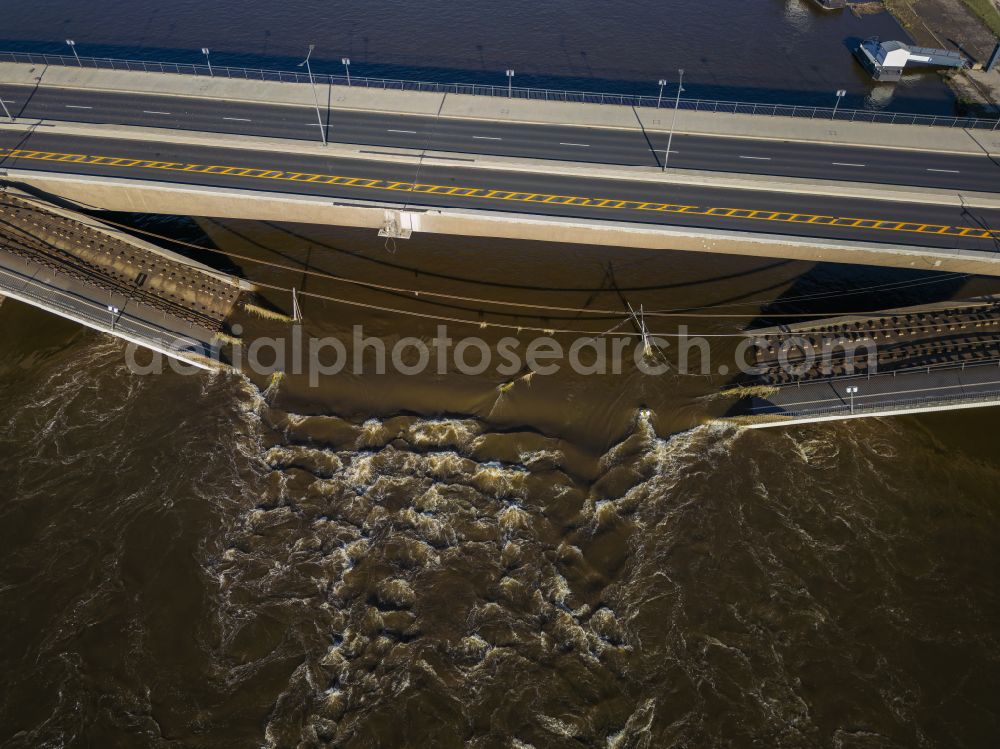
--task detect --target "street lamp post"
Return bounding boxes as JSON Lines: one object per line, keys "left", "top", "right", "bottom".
{"left": 657, "top": 79, "right": 667, "bottom": 109}
{"left": 833, "top": 89, "right": 847, "bottom": 119}
{"left": 0, "top": 98, "right": 13, "bottom": 122}
{"left": 506, "top": 69, "right": 514, "bottom": 98}
{"left": 662, "top": 69, "right": 684, "bottom": 172}
{"left": 202, "top": 48, "right": 213, "bottom": 77}
{"left": 846, "top": 386, "right": 859, "bottom": 413}
{"left": 65, "top": 39, "right": 81, "bottom": 66}
{"left": 298, "top": 45, "right": 327, "bottom": 146}
{"left": 342, "top": 57, "right": 351, "bottom": 86}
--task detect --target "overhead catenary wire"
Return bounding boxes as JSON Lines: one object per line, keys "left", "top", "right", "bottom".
{"left": 250, "top": 279, "right": 1000, "bottom": 339}
{"left": 89, "top": 217, "right": 987, "bottom": 320}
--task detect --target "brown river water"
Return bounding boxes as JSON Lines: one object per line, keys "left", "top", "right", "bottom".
{"left": 2, "top": 0, "right": 1000, "bottom": 746}
{"left": 1, "top": 220, "right": 999, "bottom": 747}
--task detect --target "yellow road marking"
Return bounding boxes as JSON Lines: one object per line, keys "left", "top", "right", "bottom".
{"left": 1, "top": 145, "right": 997, "bottom": 241}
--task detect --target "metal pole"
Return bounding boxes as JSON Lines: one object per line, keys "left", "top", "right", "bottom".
{"left": 846, "top": 386, "right": 858, "bottom": 413}
{"left": 342, "top": 57, "right": 351, "bottom": 86}
{"left": 0, "top": 98, "right": 13, "bottom": 122}
{"left": 663, "top": 69, "right": 684, "bottom": 172}
{"left": 66, "top": 40, "right": 81, "bottom": 66}
{"left": 833, "top": 89, "right": 846, "bottom": 119}
{"left": 299, "top": 45, "right": 327, "bottom": 146}
{"left": 657, "top": 79, "right": 666, "bottom": 109}
{"left": 506, "top": 69, "right": 514, "bottom": 98}
{"left": 202, "top": 48, "right": 213, "bottom": 77}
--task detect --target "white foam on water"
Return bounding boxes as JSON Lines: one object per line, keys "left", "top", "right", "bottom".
{"left": 405, "top": 418, "right": 482, "bottom": 449}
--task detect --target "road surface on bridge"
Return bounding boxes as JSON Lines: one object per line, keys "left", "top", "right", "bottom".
{"left": 1, "top": 83, "right": 998, "bottom": 192}
{"left": 2, "top": 129, "right": 999, "bottom": 252}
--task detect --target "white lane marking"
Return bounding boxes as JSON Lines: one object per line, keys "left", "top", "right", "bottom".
{"left": 739, "top": 155, "right": 771, "bottom": 160}
{"left": 473, "top": 136, "right": 502, "bottom": 140}
{"left": 223, "top": 117, "right": 252, "bottom": 122}
{"left": 143, "top": 110, "right": 172, "bottom": 115}
{"left": 560, "top": 142, "right": 590, "bottom": 147}
{"left": 65, "top": 105, "right": 93, "bottom": 109}
{"left": 387, "top": 129, "right": 417, "bottom": 134}
{"left": 833, "top": 162, "right": 865, "bottom": 167}
{"left": 927, "top": 168, "right": 960, "bottom": 173}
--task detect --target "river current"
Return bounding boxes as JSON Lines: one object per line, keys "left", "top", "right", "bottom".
{"left": 1, "top": 1, "right": 1000, "bottom": 747}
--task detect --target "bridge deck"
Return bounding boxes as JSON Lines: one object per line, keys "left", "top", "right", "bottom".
{"left": 0, "top": 190, "right": 248, "bottom": 364}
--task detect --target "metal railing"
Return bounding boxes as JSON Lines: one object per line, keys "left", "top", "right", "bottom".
{"left": 779, "top": 355, "right": 1000, "bottom": 386}
{"left": 744, "top": 358, "right": 1000, "bottom": 417}
{"left": 762, "top": 388, "right": 1000, "bottom": 418}
{"left": 3, "top": 50, "right": 998, "bottom": 130}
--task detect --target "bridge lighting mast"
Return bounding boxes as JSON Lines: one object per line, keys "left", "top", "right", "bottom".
{"left": 0, "top": 98, "right": 13, "bottom": 122}
{"left": 342, "top": 57, "right": 352, "bottom": 86}
{"left": 657, "top": 79, "right": 667, "bottom": 108}
{"left": 662, "top": 69, "right": 684, "bottom": 172}
{"left": 202, "top": 48, "right": 213, "bottom": 77}
{"left": 833, "top": 89, "right": 847, "bottom": 119}
{"left": 846, "top": 385, "right": 859, "bottom": 413}
{"left": 65, "top": 40, "right": 81, "bottom": 66}
{"left": 298, "top": 45, "right": 327, "bottom": 146}
{"left": 506, "top": 69, "right": 514, "bottom": 98}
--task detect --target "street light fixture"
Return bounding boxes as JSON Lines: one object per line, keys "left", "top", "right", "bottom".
{"left": 662, "top": 69, "right": 685, "bottom": 172}
{"left": 846, "top": 385, "right": 859, "bottom": 413}
{"left": 657, "top": 79, "right": 667, "bottom": 109}
{"left": 506, "top": 69, "right": 514, "bottom": 98}
{"left": 833, "top": 89, "right": 847, "bottom": 119}
{"left": 0, "top": 98, "right": 13, "bottom": 122}
{"left": 298, "top": 44, "right": 327, "bottom": 146}
{"left": 341, "top": 57, "right": 351, "bottom": 86}
{"left": 202, "top": 48, "right": 213, "bottom": 77}
{"left": 65, "top": 39, "right": 81, "bottom": 66}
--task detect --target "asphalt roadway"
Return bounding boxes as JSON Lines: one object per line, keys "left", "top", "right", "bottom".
{"left": 1, "top": 83, "right": 998, "bottom": 192}
{"left": 2, "top": 129, "right": 999, "bottom": 252}
{"left": 742, "top": 362, "right": 1000, "bottom": 419}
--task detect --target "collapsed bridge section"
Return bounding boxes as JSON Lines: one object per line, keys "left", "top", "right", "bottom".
{"left": 0, "top": 188, "right": 251, "bottom": 367}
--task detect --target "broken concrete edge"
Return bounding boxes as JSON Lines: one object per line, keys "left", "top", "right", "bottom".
{"left": 2, "top": 119, "right": 998, "bottom": 211}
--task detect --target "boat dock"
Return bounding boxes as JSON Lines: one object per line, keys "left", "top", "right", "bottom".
{"left": 853, "top": 38, "right": 967, "bottom": 81}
